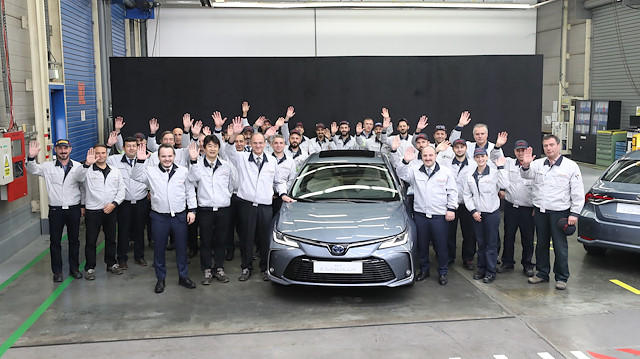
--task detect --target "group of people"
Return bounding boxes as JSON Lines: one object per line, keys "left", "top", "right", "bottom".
{"left": 26, "top": 101, "right": 584, "bottom": 293}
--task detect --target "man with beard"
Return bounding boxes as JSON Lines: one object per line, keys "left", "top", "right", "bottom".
{"left": 307, "top": 123, "right": 336, "bottom": 154}
{"left": 385, "top": 115, "right": 414, "bottom": 160}
{"left": 331, "top": 121, "right": 359, "bottom": 150}
{"left": 26, "top": 139, "right": 89, "bottom": 282}
{"left": 284, "top": 130, "right": 309, "bottom": 172}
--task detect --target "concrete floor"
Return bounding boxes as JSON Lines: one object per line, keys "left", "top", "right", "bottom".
{"left": 1, "top": 163, "right": 640, "bottom": 359}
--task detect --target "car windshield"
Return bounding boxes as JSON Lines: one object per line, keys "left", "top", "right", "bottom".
{"left": 602, "top": 160, "right": 640, "bottom": 184}
{"left": 291, "top": 163, "right": 400, "bottom": 201}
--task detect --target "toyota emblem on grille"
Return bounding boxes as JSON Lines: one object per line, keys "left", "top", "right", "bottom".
{"left": 330, "top": 244, "right": 346, "bottom": 256}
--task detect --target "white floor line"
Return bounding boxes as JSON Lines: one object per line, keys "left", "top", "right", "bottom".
{"left": 449, "top": 357, "right": 462, "bottom": 359}
{"left": 538, "top": 352, "right": 556, "bottom": 359}
{"left": 570, "top": 351, "right": 591, "bottom": 359}
{"left": 494, "top": 355, "right": 509, "bottom": 359}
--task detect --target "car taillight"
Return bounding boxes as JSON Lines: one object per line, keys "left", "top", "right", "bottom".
{"left": 585, "top": 192, "right": 614, "bottom": 203}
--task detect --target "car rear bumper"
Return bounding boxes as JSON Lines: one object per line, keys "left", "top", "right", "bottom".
{"left": 578, "top": 211, "right": 640, "bottom": 253}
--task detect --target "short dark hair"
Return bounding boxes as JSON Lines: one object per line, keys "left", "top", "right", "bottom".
{"left": 158, "top": 143, "right": 175, "bottom": 154}
{"left": 397, "top": 118, "right": 409, "bottom": 126}
{"left": 543, "top": 134, "right": 560, "bottom": 144}
{"left": 203, "top": 134, "right": 220, "bottom": 148}
{"left": 123, "top": 136, "right": 137, "bottom": 144}
{"left": 93, "top": 143, "right": 108, "bottom": 150}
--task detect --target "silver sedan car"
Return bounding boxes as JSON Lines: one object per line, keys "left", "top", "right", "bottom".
{"left": 578, "top": 150, "right": 640, "bottom": 254}
{"left": 268, "top": 150, "right": 416, "bottom": 287}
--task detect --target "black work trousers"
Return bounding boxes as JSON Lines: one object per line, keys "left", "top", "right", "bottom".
{"left": 85, "top": 209, "right": 118, "bottom": 270}
{"left": 48, "top": 205, "right": 81, "bottom": 274}
{"left": 116, "top": 198, "right": 150, "bottom": 263}
{"left": 235, "top": 198, "right": 272, "bottom": 272}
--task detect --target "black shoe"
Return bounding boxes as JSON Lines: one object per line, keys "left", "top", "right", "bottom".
{"left": 523, "top": 268, "right": 535, "bottom": 277}
{"left": 178, "top": 277, "right": 196, "bottom": 289}
{"left": 496, "top": 265, "right": 513, "bottom": 273}
{"left": 472, "top": 272, "right": 485, "bottom": 280}
{"left": 483, "top": 275, "right": 496, "bottom": 283}
{"left": 188, "top": 249, "right": 198, "bottom": 259}
{"left": 239, "top": 268, "right": 251, "bottom": 281}
{"left": 416, "top": 271, "right": 430, "bottom": 282}
{"left": 69, "top": 270, "right": 83, "bottom": 279}
{"left": 154, "top": 280, "right": 165, "bottom": 293}
{"left": 225, "top": 252, "right": 234, "bottom": 261}
{"left": 438, "top": 274, "right": 448, "bottom": 285}
{"left": 53, "top": 273, "right": 64, "bottom": 283}
{"left": 463, "top": 261, "right": 475, "bottom": 271}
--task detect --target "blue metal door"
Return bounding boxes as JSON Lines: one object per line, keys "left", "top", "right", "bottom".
{"left": 60, "top": 0, "right": 98, "bottom": 161}
{"left": 111, "top": 3, "right": 126, "bottom": 57}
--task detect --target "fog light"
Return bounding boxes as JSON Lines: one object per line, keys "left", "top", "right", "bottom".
{"left": 269, "top": 267, "right": 275, "bottom": 273}
{"left": 405, "top": 269, "right": 411, "bottom": 276}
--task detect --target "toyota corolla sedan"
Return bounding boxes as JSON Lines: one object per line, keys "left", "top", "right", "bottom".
{"left": 268, "top": 150, "right": 416, "bottom": 287}
{"left": 578, "top": 150, "right": 640, "bottom": 254}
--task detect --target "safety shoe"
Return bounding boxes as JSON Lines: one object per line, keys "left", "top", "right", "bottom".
{"left": 118, "top": 261, "right": 128, "bottom": 270}
{"left": 238, "top": 268, "right": 251, "bottom": 281}
{"left": 108, "top": 264, "right": 123, "bottom": 275}
{"left": 53, "top": 273, "right": 64, "bottom": 283}
{"left": 69, "top": 270, "right": 83, "bottom": 279}
{"left": 463, "top": 261, "right": 475, "bottom": 271}
{"left": 214, "top": 268, "right": 229, "bottom": 283}
{"left": 555, "top": 281, "right": 567, "bottom": 290}
{"left": 85, "top": 269, "right": 96, "bottom": 281}
{"left": 472, "top": 272, "right": 485, "bottom": 280}
{"left": 523, "top": 268, "right": 535, "bottom": 277}
{"left": 202, "top": 269, "right": 213, "bottom": 285}
{"left": 135, "top": 258, "right": 148, "bottom": 266}
{"left": 528, "top": 276, "right": 549, "bottom": 284}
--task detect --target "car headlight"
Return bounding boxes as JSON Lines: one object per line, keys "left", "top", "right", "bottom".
{"left": 379, "top": 231, "right": 408, "bottom": 249}
{"left": 273, "top": 230, "right": 299, "bottom": 248}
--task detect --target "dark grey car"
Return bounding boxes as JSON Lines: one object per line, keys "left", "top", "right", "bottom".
{"left": 268, "top": 150, "right": 416, "bottom": 287}
{"left": 578, "top": 150, "right": 640, "bottom": 254}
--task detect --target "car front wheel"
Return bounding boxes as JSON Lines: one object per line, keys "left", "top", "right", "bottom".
{"left": 583, "top": 244, "right": 607, "bottom": 255}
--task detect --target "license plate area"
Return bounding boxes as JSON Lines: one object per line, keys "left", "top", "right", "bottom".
{"left": 313, "top": 261, "right": 363, "bottom": 274}
{"left": 617, "top": 203, "right": 640, "bottom": 216}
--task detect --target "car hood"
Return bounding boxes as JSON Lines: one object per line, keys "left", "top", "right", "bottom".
{"left": 276, "top": 201, "right": 407, "bottom": 243}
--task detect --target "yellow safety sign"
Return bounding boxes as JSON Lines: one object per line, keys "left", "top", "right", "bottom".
{"left": 3, "top": 155, "right": 10, "bottom": 177}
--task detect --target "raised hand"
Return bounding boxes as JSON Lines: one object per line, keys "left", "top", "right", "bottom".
{"left": 383, "top": 116, "right": 391, "bottom": 129}
{"left": 416, "top": 115, "right": 428, "bottom": 133}
{"left": 149, "top": 118, "right": 159, "bottom": 135}
{"left": 495, "top": 131, "right": 508, "bottom": 148}
{"left": 85, "top": 148, "right": 96, "bottom": 166}
{"left": 265, "top": 126, "right": 278, "bottom": 139}
{"left": 202, "top": 126, "right": 211, "bottom": 136}
{"left": 241, "top": 101, "right": 250, "bottom": 117}
{"left": 183, "top": 113, "right": 193, "bottom": 131}
{"left": 226, "top": 124, "right": 234, "bottom": 137}
{"left": 191, "top": 120, "right": 203, "bottom": 137}
{"left": 275, "top": 117, "right": 286, "bottom": 129}
{"left": 494, "top": 155, "right": 507, "bottom": 167}
{"left": 323, "top": 128, "right": 331, "bottom": 138}
{"left": 403, "top": 146, "right": 417, "bottom": 163}
{"left": 522, "top": 147, "right": 536, "bottom": 168}
{"left": 114, "top": 116, "right": 125, "bottom": 133}
{"left": 211, "top": 111, "right": 226, "bottom": 129}
{"left": 137, "top": 144, "right": 149, "bottom": 161}
{"left": 458, "top": 111, "right": 471, "bottom": 127}
{"left": 381, "top": 107, "right": 390, "bottom": 120}
{"left": 188, "top": 141, "right": 199, "bottom": 161}
{"left": 356, "top": 122, "right": 363, "bottom": 134}
{"left": 391, "top": 135, "right": 401, "bottom": 151}
{"left": 436, "top": 140, "right": 450, "bottom": 153}
{"left": 232, "top": 116, "right": 243, "bottom": 134}
{"left": 254, "top": 116, "right": 265, "bottom": 128}
{"left": 330, "top": 122, "right": 338, "bottom": 136}
{"left": 107, "top": 131, "right": 118, "bottom": 147}
{"left": 28, "top": 140, "right": 41, "bottom": 158}
{"left": 285, "top": 106, "right": 295, "bottom": 121}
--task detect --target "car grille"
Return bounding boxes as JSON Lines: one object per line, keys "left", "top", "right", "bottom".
{"left": 283, "top": 256, "right": 396, "bottom": 284}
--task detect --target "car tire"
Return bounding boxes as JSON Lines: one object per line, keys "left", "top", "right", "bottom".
{"left": 583, "top": 244, "right": 607, "bottom": 255}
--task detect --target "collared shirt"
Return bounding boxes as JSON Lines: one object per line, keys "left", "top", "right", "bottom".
{"left": 107, "top": 154, "right": 149, "bottom": 202}
{"left": 397, "top": 162, "right": 458, "bottom": 216}
{"left": 26, "top": 158, "right": 86, "bottom": 208}
{"left": 437, "top": 154, "right": 477, "bottom": 204}
{"left": 272, "top": 152, "right": 297, "bottom": 192}
{"left": 463, "top": 165, "right": 508, "bottom": 213}
{"left": 224, "top": 146, "right": 287, "bottom": 205}
{"left": 520, "top": 155, "right": 584, "bottom": 216}
{"left": 81, "top": 164, "right": 126, "bottom": 210}
{"left": 504, "top": 157, "right": 533, "bottom": 207}
{"left": 132, "top": 161, "right": 196, "bottom": 215}
{"left": 188, "top": 157, "right": 237, "bottom": 210}
{"left": 307, "top": 137, "right": 337, "bottom": 154}
{"left": 332, "top": 135, "right": 359, "bottom": 150}
{"left": 356, "top": 133, "right": 390, "bottom": 154}
{"left": 284, "top": 146, "right": 309, "bottom": 173}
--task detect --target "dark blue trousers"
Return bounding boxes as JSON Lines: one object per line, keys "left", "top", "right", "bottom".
{"left": 533, "top": 208, "right": 570, "bottom": 282}
{"left": 414, "top": 213, "right": 449, "bottom": 275}
{"left": 150, "top": 211, "right": 189, "bottom": 280}
{"left": 472, "top": 210, "right": 500, "bottom": 277}
{"left": 502, "top": 202, "right": 535, "bottom": 270}
{"left": 447, "top": 206, "right": 476, "bottom": 263}
{"left": 48, "top": 205, "right": 81, "bottom": 274}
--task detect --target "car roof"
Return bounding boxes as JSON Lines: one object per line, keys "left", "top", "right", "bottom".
{"left": 620, "top": 150, "right": 640, "bottom": 160}
{"left": 306, "top": 150, "right": 387, "bottom": 164}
